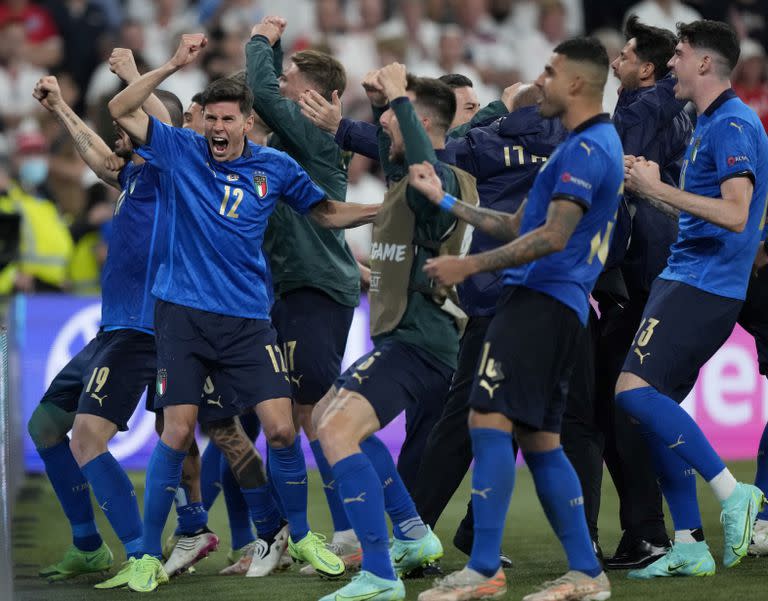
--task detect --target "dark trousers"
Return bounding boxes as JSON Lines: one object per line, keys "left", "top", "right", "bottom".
{"left": 595, "top": 297, "right": 667, "bottom": 544}
{"left": 738, "top": 267, "right": 768, "bottom": 376}
{"left": 411, "top": 316, "right": 491, "bottom": 528}
{"left": 398, "top": 377, "right": 451, "bottom": 493}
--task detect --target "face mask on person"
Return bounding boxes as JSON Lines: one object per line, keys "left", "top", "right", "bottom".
{"left": 19, "top": 157, "right": 49, "bottom": 189}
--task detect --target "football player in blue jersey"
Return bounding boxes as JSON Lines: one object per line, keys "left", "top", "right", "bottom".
{"left": 107, "top": 33, "right": 378, "bottom": 593}
{"left": 26, "top": 67, "right": 179, "bottom": 583}
{"left": 618, "top": 20, "right": 768, "bottom": 578}
{"left": 411, "top": 37, "right": 621, "bottom": 601}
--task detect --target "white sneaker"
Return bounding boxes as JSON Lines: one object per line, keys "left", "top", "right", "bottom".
{"left": 219, "top": 541, "right": 258, "bottom": 575}
{"left": 246, "top": 525, "right": 290, "bottom": 578}
{"left": 276, "top": 546, "right": 293, "bottom": 571}
{"left": 749, "top": 519, "right": 768, "bottom": 556}
{"left": 299, "top": 539, "right": 361, "bottom": 576}
{"left": 163, "top": 529, "right": 219, "bottom": 577}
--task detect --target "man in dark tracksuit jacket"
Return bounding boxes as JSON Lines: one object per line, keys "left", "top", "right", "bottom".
{"left": 597, "top": 17, "right": 692, "bottom": 569}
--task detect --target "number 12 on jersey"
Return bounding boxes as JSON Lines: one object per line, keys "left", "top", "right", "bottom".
{"left": 219, "top": 185, "right": 243, "bottom": 219}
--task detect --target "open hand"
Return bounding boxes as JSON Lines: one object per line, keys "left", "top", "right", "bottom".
{"left": 299, "top": 89, "right": 342, "bottom": 133}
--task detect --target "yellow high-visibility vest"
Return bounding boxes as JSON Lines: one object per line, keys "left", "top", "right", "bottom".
{"left": 0, "top": 184, "right": 74, "bottom": 291}
{"left": 68, "top": 230, "right": 102, "bottom": 295}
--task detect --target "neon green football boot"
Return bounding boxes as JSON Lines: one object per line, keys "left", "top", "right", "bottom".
{"left": 39, "top": 542, "right": 113, "bottom": 581}
{"left": 628, "top": 541, "right": 715, "bottom": 579}
{"left": 319, "top": 570, "right": 405, "bottom": 601}
{"left": 390, "top": 527, "right": 443, "bottom": 577}
{"left": 289, "top": 531, "right": 345, "bottom": 579}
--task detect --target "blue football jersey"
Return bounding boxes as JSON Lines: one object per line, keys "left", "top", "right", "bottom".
{"left": 136, "top": 116, "right": 326, "bottom": 319}
{"left": 100, "top": 160, "right": 166, "bottom": 332}
{"left": 502, "top": 114, "right": 624, "bottom": 324}
{"left": 662, "top": 90, "right": 768, "bottom": 300}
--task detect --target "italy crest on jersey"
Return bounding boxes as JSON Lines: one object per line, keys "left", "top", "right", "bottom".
{"left": 156, "top": 369, "right": 167, "bottom": 397}
{"left": 254, "top": 173, "right": 268, "bottom": 199}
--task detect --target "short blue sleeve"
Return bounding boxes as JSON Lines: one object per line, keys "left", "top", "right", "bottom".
{"left": 279, "top": 156, "right": 326, "bottom": 214}
{"left": 550, "top": 139, "right": 603, "bottom": 209}
{"left": 711, "top": 117, "right": 757, "bottom": 184}
{"left": 135, "top": 116, "right": 196, "bottom": 171}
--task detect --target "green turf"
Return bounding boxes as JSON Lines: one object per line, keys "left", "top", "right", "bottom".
{"left": 12, "top": 462, "right": 766, "bottom": 600}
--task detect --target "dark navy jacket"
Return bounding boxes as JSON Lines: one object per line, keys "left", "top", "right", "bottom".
{"left": 610, "top": 76, "right": 692, "bottom": 296}
{"left": 335, "top": 106, "right": 567, "bottom": 317}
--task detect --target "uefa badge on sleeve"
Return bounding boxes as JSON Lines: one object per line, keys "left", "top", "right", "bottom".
{"left": 254, "top": 173, "right": 268, "bottom": 199}
{"left": 156, "top": 369, "right": 167, "bottom": 397}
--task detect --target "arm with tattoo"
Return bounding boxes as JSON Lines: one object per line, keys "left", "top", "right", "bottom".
{"left": 468, "top": 198, "right": 583, "bottom": 273}
{"left": 450, "top": 197, "right": 527, "bottom": 242}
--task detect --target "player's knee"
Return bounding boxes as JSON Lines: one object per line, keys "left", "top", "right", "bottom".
{"left": 69, "top": 433, "right": 107, "bottom": 466}
{"left": 161, "top": 419, "right": 196, "bottom": 451}
{"left": 27, "top": 404, "right": 73, "bottom": 449}
{"left": 264, "top": 422, "right": 295, "bottom": 449}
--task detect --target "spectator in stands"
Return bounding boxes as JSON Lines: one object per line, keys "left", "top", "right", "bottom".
{"left": 0, "top": 0, "right": 62, "bottom": 69}
{"left": 45, "top": 0, "right": 113, "bottom": 114}
{"left": 511, "top": 0, "right": 570, "bottom": 82}
{"left": 623, "top": 0, "right": 702, "bottom": 31}
{"left": 0, "top": 129, "right": 73, "bottom": 293}
{"left": 0, "top": 18, "right": 45, "bottom": 130}
{"left": 732, "top": 38, "right": 768, "bottom": 132}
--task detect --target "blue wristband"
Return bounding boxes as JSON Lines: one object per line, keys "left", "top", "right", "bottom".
{"left": 439, "top": 193, "right": 456, "bottom": 211}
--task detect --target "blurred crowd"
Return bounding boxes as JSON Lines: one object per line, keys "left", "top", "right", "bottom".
{"left": 0, "top": 0, "right": 766, "bottom": 295}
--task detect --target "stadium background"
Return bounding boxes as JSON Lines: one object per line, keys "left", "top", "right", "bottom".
{"left": 2, "top": 1, "right": 768, "bottom": 600}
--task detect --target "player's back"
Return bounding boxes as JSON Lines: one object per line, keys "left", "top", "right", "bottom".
{"left": 663, "top": 91, "right": 768, "bottom": 300}
{"left": 503, "top": 115, "right": 624, "bottom": 324}
{"left": 100, "top": 160, "right": 165, "bottom": 332}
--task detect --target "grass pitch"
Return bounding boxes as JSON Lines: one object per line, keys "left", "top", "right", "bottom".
{"left": 12, "top": 462, "right": 766, "bottom": 600}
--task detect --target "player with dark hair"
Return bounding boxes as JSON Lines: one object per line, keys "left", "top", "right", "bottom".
{"left": 592, "top": 16, "right": 693, "bottom": 570}
{"left": 312, "top": 63, "right": 478, "bottom": 601}
{"left": 107, "top": 33, "right": 378, "bottom": 593}
{"left": 26, "top": 57, "right": 179, "bottom": 583}
{"left": 618, "top": 19, "right": 768, "bottom": 578}
{"left": 412, "top": 36, "right": 621, "bottom": 601}
{"left": 438, "top": 73, "right": 481, "bottom": 129}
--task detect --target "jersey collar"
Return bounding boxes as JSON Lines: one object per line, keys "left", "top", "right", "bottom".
{"left": 572, "top": 113, "right": 611, "bottom": 134}
{"left": 703, "top": 88, "right": 737, "bottom": 117}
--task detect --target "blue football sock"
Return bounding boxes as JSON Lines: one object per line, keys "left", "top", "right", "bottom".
{"left": 525, "top": 447, "right": 601, "bottom": 577}
{"left": 81, "top": 452, "right": 143, "bottom": 558}
{"left": 643, "top": 429, "right": 702, "bottom": 531}
{"left": 200, "top": 442, "right": 223, "bottom": 511}
{"left": 268, "top": 436, "right": 309, "bottom": 541}
{"left": 38, "top": 438, "right": 102, "bottom": 552}
{"left": 310, "top": 439, "right": 351, "bottom": 533}
{"left": 360, "top": 435, "right": 426, "bottom": 540}
{"left": 175, "top": 501, "right": 208, "bottom": 535}
{"left": 332, "top": 452, "right": 395, "bottom": 580}
{"left": 617, "top": 387, "right": 726, "bottom": 481}
{"left": 219, "top": 453, "right": 255, "bottom": 549}
{"left": 756, "top": 421, "right": 768, "bottom": 520}
{"left": 467, "top": 428, "right": 515, "bottom": 577}
{"left": 242, "top": 484, "right": 283, "bottom": 542}
{"left": 143, "top": 440, "right": 186, "bottom": 558}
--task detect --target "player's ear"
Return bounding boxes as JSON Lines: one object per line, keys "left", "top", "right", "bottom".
{"left": 243, "top": 111, "right": 255, "bottom": 134}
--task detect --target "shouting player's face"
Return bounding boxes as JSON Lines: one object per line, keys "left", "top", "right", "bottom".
{"left": 611, "top": 38, "right": 643, "bottom": 91}
{"left": 203, "top": 101, "right": 254, "bottom": 162}
{"left": 535, "top": 53, "right": 569, "bottom": 119}
{"left": 113, "top": 121, "right": 133, "bottom": 159}
{"left": 667, "top": 41, "right": 698, "bottom": 101}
